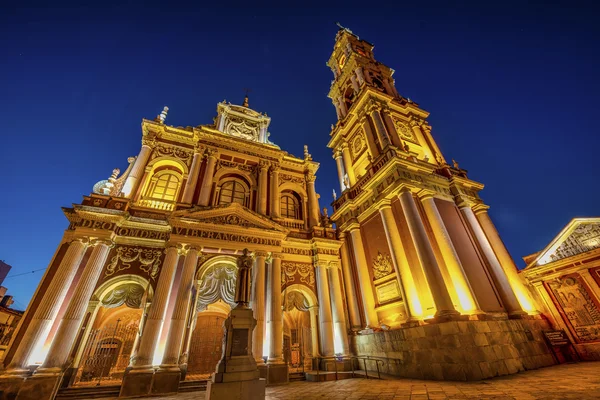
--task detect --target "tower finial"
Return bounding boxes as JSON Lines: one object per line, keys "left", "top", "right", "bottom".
{"left": 156, "top": 106, "right": 169, "bottom": 124}
{"left": 243, "top": 88, "right": 251, "bottom": 107}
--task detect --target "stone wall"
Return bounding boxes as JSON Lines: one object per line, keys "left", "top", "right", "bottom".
{"left": 352, "top": 318, "right": 556, "bottom": 381}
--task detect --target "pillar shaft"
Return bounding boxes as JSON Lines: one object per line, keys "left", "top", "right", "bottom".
{"left": 328, "top": 266, "right": 349, "bottom": 355}
{"left": 123, "top": 145, "right": 152, "bottom": 197}
{"left": 361, "top": 116, "right": 380, "bottom": 158}
{"left": 161, "top": 247, "right": 199, "bottom": 367}
{"left": 381, "top": 112, "right": 402, "bottom": 148}
{"left": 339, "top": 236, "right": 361, "bottom": 329}
{"left": 270, "top": 167, "right": 280, "bottom": 218}
{"left": 461, "top": 206, "right": 525, "bottom": 316}
{"left": 474, "top": 207, "right": 535, "bottom": 312}
{"left": 309, "top": 307, "right": 320, "bottom": 357}
{"left": 258, "top": 163, "right": 269, "bottom": 215}
{"left": 398, "top": 189, "right": 458, "bottom": 317}
{"left": 131, "top": 245, "right": 180, "bottom": 368}
{"left": 421, "top": 196, "right": 480, "bottom": 313}
{"left": 316, "top": 265, "right": 334, "bottom": 357}
{"left": 379, "top": 205, "right": 422, "bottom": 319}
{"left": 334, "top": 151, "right": 346, "bottom": 192}
{"left": 37, "top": 240, "right": 112, "bottom": 372}
{"left": 348, "top": 228, "right": 378, "bottom": 328}
{"left": 252, "top": 252, "right": 267, "bottom": 362}
{"left": 370, "top": 109, "right": 390, "bottom": 148}
{"left": 307, "top": 175, "right": 320, "bottom": 228}
{"left": 341, "top": 144, "right": 356, "bottom": 186}
{"left": 181, "top": 152, "right": 201, "bottom": 203}
{"left": 268, "top": 255, "right": 284, "bottom": 363}
{"left": 198, "top": 152, "right": 217, "bottom": 206}
{"left": 7, "top": 239, "right": 88, "bottom": 372}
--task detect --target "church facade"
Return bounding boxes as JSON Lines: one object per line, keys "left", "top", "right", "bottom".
{"left": 0, "top": 28, "right": 563, "bottom": 399}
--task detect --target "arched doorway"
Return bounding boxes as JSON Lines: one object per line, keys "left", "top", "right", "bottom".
{"left": 185, "top": 257, "right": 237, "bottom": 380}
{"left": 72, "top": 276, "right": 151, "bottom": 386}
{"left": 282, "top": 288, "right": 318, "bottom": 373}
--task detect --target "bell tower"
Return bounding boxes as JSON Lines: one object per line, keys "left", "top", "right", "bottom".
{"left": 327, "top": 25, "right": 447, "bottom": 193}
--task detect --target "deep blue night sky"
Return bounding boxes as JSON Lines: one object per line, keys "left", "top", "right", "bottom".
{"left": 2, "top": 1, "right": 599, "bottom": 309}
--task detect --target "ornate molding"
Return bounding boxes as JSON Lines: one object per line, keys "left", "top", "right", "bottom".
{"left": 105, "top": 246, "right": 162, "bottom": 281}
{"left": 372, "top": 251, "right": 394, "bottom": 280}
{"left": 282, "top": 262, "right": 315, "bottom": 288}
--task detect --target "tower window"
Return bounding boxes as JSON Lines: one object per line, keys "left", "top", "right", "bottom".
{"left": 218, "top": 180, "right": 247, "bottom": 206}
{"left": 280, "top": 193, "right": 300, "bottom": 219}
{"left": 147, "top": 171, "right": 181, "bottom": 201}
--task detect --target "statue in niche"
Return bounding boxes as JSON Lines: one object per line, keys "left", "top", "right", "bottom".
{"left": 234, "top": 248, "right": 253, "bottom": 307}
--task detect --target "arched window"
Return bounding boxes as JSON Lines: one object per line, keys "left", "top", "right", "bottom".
{"left": 218, "top": 180, "right": 247, "bottom": 206}
{"left": 281, "top": 193, "right": 300, "bottom": 219}
{"left": 149, "top": 172, "right": 180, "bottom": 201}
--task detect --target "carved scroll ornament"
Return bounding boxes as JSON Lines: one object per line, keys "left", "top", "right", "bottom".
{"left": 196, "top": 263, "right": 237, "bottom": 311}
{"left": 372, "top": 251, "right": 394, "bottom": 280}
{"left": 101, "top": 283, "right": 146, "bottom": 309}
{"left": 105, "top": 246, "right": 162, "bottom": 280}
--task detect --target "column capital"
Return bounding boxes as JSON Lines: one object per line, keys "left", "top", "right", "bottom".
{"left": 472, "top": 203, "right": 490, "bottom": 216}
{"left": 204, "top": 147, "right": 219, "bottom": 159}
{"left": 70, "top": 237, "right": 90, "bottom": 246}
{"left": 271, "top": 253, "right": 284, "bottom": 260}
{"left": 333, "top": 149, "right": 343, "bottom": 159}
{"left": 305, "top": 172, "right": 316, "bottom": 183}
{"left": 141, "top": 137, "right": 157, "bottom": 148}
{"left": 456, "top": 195, "right": 474, "bottom": 209}
{"left": 417, "top": 189, "right": 436, "bottom": 201}
{"left": 340, "top": 142, "right": 350, "bottom": 150}
{"left": 346, "top": 221, "right": 361, "bottom": 232}
{"left": 254, "top": 250, "right": 269, "bottom": 258}
{"left": 398, "top": 186, "right": 412, "bottom": 196}
{"left": 270, "top": 164, "right": 281, "bottom": 173}
{"left": 90, "top": 238, "right": 114, "bottom": 248}
{"left": 193, "top": 143, "right": 205, "bottom": 154}
{"left": 377, "top": 199, "right": 392, "bottom": 210}
{"left": 259, "top": 160, "right": 270, "bottom": 171}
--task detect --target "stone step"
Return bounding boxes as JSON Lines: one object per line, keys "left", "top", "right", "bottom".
{"left": 56, "top": 385, "right": 121, "bottom": 400}
{"left": 178, "top": 379, "right": 207, "bottom": 392}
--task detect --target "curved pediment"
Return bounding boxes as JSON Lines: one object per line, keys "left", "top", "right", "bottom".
{"left": 170, "top": 203, "right": 289, "bottom": 233}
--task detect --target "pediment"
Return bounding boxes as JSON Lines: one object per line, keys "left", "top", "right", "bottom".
{"left": 170, "top": 203, "right": 288, "bottom": 233}
{"left": 530, "top": 218, "right": 600, "bottom": 267}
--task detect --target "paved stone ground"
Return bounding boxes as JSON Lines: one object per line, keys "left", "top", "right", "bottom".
{"left": 140, "top": 362, "right": 600, "bottom": 399}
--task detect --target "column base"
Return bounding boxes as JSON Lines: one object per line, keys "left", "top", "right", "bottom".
{"left": 508, "top": 310, "right": 530, "bottom": 319}
{"left": 151, "top": 367, "right": 181, "bottom": 395}
{"left": 119, "top": 367, "right": 155, "bottom": 398}
{"left": 427, "top": 311, "right": 468, "bottom": 324}
{"left": 256, "top": 364, "right": 268, "bottom": 380}
{"left": 0, "top": 374, "right": 26, "bottom": 400}
{"left": 266, "top": 363, "right": 288, "bottom": 385}
{"left": 206, "top": 377, "right": 266, "bottom": 400}
{"left": 15, "top": 373, "right": 62, "bottom": 400}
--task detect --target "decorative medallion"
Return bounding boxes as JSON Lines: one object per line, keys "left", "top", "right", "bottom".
{"left": 394, "top": 120, "right": 416, "bottom": 142}
{"left": 372, "top": 251, "right": 394, "bottom": 280}
{"left": 224, "top": 116, "right": 259, "bottom": 141}
{"left": 352, "top": 133, "right": 364, "bottom": 158}
{"left": 105, "top": 246, "right": 162, "bottom": 280}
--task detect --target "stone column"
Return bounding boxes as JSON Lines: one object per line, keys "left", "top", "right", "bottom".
{"left": 270, "top": 166, "right": 280, "bottom": 218}
{"left": 252, "top": 251, "right": 267, "bottom": 363}
{"left": 35, "top": 240, "right": 112, "bottom": 374}
{"left": 316, "top": 264, "right": 334, "bottom": 357}
{"left": 339, "top": 234, "right": 361, "bottom": 329}
{"left": 370, "top": 109, "right": 391, "bottom": 148}
{"left": 6, "top": 238, "right": 88, "bottom": 373}
{"left": 420, "top": 195, "right": 481, "bottom": 313}
{"left": 337, "top": 96, "right": 348, "bottom": 117}
{"left": 350, "top": 75, "right": 360, "bottom": 94}
{"left": 381, "top": 111, "right": 402, "bottom": 148}
{"left": 341, "top": 143, "right": 356, "bottom": 186}
{"left": 379, "top": 204, "right": 423, "bottom": 319}
{"left": 267, "top": 254, "right": 284, "bottom": 364}
{"left": 348, "top": 227, "right": 378, "bottom": 328}
{"left": 420, "top": 123, "right": 446, "bottom": 164}
{"left": 181, "top": 150, "right": 202, "bottom": 204}
{"left": 198, "top": 149, "right": 218, "bottom": 206}
{"left": 160, "top": 247, "right": 199, "bottom": 369}
{"left": 361, "top": 115, "right": 380, "bottom": 158}
{"left": 473, "top": 205, "right": 536, "bottom": 312}
{"left": 328, "top": 265, "right": 349, "bottom": 355}
{"left": 302, "top": 198, "right": 309, "bottom": 230}
{"left": 306, "top": 173, "right": 320, "bottom": 228}
{"left": 308, "top": 306, "right": 320, "bottom": 357}
{"left": 257, "top": 162, "right": 269, "bottom": 215}
{"left": 122, "top": 144, "right": 152, "bottom": 197}
{"left": 398, "top": 188, "right": 458, "bottom": 317}
{"left": 460, "top": 205, "right": 525, "bottom": 316}
{"left": 129, "top": 245, "right": 180, "bottom": 369}
{"left": 355, "top": 67, "right": 365, "bottom": 85}
{"left": 333, "top": 150, "right": 346, "bottom": 192}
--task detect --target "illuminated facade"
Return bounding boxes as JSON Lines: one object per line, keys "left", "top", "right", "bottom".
{"left": 0, "top": 27, "right": 569, "bottom": 399}
{"left": 521, "top": 218, "right": 600, "bottom": 361}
